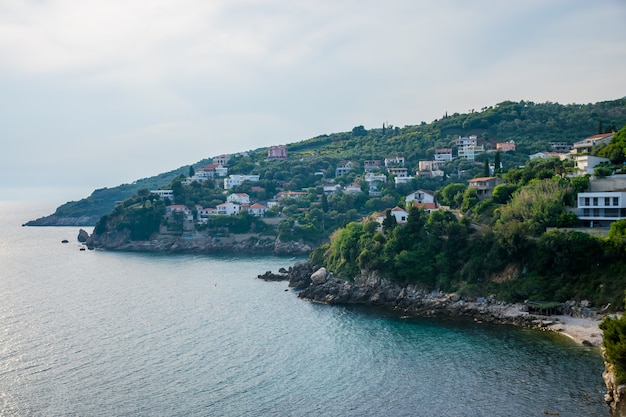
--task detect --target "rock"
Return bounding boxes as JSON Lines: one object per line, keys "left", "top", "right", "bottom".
{"left": 311, "top": 267, "right": 328, "bottom": 285}
{"left": 287, "top": 261, "right": 315, "bottom": 290}
{"left": 77, "top": 229, "right": 89, "bottom": 243}
{"left": 257, "top": 270, "right": 288, "bottom": 282}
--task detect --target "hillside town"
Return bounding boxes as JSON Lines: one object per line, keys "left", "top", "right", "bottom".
{"left": 151, "top": 132, "right": 623, "bottom": 233}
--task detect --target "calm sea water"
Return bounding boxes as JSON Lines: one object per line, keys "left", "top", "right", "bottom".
{"left": 0, "top": 201, "right": 609, "bottom": 416}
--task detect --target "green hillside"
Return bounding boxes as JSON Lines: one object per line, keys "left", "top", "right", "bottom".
{"left": 29, "top": 98, "right": 626, "bottom": 225}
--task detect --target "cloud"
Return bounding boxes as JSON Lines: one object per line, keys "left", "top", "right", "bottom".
{"left": 1, "top": 0, "right": 625, "bottom": 200}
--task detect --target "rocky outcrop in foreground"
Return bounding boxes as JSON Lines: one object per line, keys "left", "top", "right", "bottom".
{"left": 268, "top": 261, "right": 602, "bottom": 331}
{"left": 83, "top": 229, "right": 312, "bottom": 255}
{"left": 604, "top": 352, "right": 626, "bottom": 417}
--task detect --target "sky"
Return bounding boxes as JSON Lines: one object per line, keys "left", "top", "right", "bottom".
{"left": 1, "top": 0, "right": 625, "bottom": 205}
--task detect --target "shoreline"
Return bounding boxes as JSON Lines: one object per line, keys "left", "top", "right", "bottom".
{"left": 272, "top": 261, "right": 606, "bottom": 348}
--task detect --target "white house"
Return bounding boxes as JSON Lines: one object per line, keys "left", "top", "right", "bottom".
{"left": 335, "top": 160, "right": 353, "bottom": 177}
{"left": 248, "top": 203, "right": 269, "bottom": 217}
{"left": 323, "top": 184, "right": 341, "bottom": 195}
{"left": 573, "top": 133, "right": 614, "bottom": 154}
{"left": 344, "top": 183, "right": 363, "bottom": 194}
{"left": 571, "top": 154, "right": 611, "bottom": 176}
{"left": 224, "top": 174, "right": 260, "bottom": 190}
{"left": 216, "top": 202, "right": 240, "bottom": 215}
{"left": 151, "top": 189, "right": 174, "bottom": 202}
{"left": 406, "top": 190, "right": 435, "bottom": 205}
{"left": 578, "top": 191, "right": 626, "bottom": 227}
{"left": 227, "top": 193, "right": 251, "bottom": 204}
{"left": 375, "top": 207, "right": 409, "bottom": 229}
{"left": 364, "top": 172, "right": 387, "bottom": 183}
{"left": 434, "top": 148, "right": 453, "bottom": 161}
{"left": 197, "top": 207, "right": 217, "bottom": 223}
{"left": 384, "top": 156, "right": 405, "bottom": 167}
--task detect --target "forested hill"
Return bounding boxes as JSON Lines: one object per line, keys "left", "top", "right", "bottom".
{"left": 26, "top": 98, "right": 626, "bottom": 226}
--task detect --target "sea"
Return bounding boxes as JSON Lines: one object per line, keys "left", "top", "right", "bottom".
{"left": 0, "top": 201, "right": 609, "bottom": 416}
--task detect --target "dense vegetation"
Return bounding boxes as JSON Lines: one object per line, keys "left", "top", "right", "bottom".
{"left": 601, "top": 314, "right": 626, "bottom": 385}
{"left": 313, "top": 137, "right": 626, "bottom": 310}
{"left": 45, "top": 99, "right": 626, "bottom": 221}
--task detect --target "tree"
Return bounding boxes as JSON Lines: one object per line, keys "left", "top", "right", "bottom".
{"left": 494, "top": 151, "right": 501, "bottom": 175}
{"left": 382, "top": 210, "right": 398, "bottom": 233}
{"left": 189, "top": 165, "right": 195, "bottom": 178}
{"left": 484, "top": 157, "right": 490, "bottom": 177}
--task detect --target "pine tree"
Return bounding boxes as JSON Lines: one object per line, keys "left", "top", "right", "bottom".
{"left": 484, "top": 157, "right": 490, "bottom": 177}
{"left": 494, "top": 151, "right": 501, "bottom": 175}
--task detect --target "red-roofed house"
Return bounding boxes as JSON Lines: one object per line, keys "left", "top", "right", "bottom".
{"left": 248, "top": 203, "right": 269, "bottom": 217}
{"left": 468, "top": 177, "right": 505, "bottom": 199}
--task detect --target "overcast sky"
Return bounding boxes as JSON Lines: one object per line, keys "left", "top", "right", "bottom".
{"left": 1, "top": 0, "right": 625, "bottom": 204}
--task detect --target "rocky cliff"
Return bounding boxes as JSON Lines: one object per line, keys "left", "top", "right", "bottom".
{"left": 83, "top": 229, "right": 312, "bottom": 255}
{"left": 281, "top": 261, "right": 539, "bottom": 327}
{"left": 604, "top": 352, "right": 626, "bottom": 417}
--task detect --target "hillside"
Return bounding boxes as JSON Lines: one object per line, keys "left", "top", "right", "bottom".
{"left": 26, "top": 98, "right": 626, "bottom": 226}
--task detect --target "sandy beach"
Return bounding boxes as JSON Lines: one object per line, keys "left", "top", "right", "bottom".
{"left": 545, "top": 315, "right": 604, "bottom": 347}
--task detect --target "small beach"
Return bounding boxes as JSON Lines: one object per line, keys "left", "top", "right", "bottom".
{"left": 547, "top": 315, "right": 604, "bottom": 347}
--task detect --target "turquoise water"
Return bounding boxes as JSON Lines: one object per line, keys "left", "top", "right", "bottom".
{"left": 0, "top": 201, "right": 608, "bottom": 416}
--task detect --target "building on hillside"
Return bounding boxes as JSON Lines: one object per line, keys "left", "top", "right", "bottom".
{"left": 344, "top": 183, "right": 363, "bottom": 194}
{"left": 406, "top": 190, "right": 435, "bottom": 206}
{"left": 364, "top": 160, "right": 382, "bottom": 172}
{"left": 577, "top": 191, "right": 626, "bottom": 227}
{"left": 213, "top": 154, "right": 231, "bottom": 166}
{"left": 434, "top": 148, "right": 453, "bottom": 161}
{"left": 247, "top": 203, "right": 269, "bottom": 217}
{"left": 387, "top": 167, "right": 408, "bottom": 178}
{"left": 197, "top": 207, "right": 217, "bottom": 223}
{"left": 323, "top": 184, "right": 341, "bottom": 195}
{"left": 268, "top": 145, "right": 288, "bottom": 160}
{"left": 364, "top": 172, "right": 387, "bottom": 183}
{"left": 418, "top": 160, "right": 445, "bottom": 177}
{"left": 573, "top": 133, "right": 614, "bottom": 154}
{"left": 468, "top": 177, "right": 505, "bottom": 199}
{"left": 224, "top": 174, "right": 260, "bottom": 190}
{"left": 571, "top": 154, "right": 611, "bottom": 176}
{"left": 276, "top": 191, "right": 308, "bottom": 200}
{"left": 550, "top": 142, "right": 573, "bottom": 153}
{"left": 496, "top": 141, "right": 516, "bottom": 152}
{"left": 335, "top": 160, "right": 353, "bottom": 177}
{"left": 384, "top": 156, "right": 405, "bottom": 167}
{"left": 151, "top": 189, "right": 174, "bottom": 202}
{"left": 227, "top": 193, "right": 250, "bottom": 204}
{"left": 456, "top": 135, "right": 484, "bottom": 161}
{"left": 216, "top": 202, "right": 240, "bottom": 215}
{"left": 528, "top": 151, "right": 563, "bottom": 160}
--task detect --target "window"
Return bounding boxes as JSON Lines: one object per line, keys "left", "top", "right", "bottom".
{"left": 605, "top": 197, "right": 611, "bottom": 206}
{"left": 583, "top": 208, "right": 590, "bottom": 216}
{"left": 584, "top": 197, "right": 590, "bottom": 206}
{"left": 593, "top": 198, "right": 598, "bottom": 206}
{"left": 614, "top": 197, "right": 619, "bottom": 206}
{"left": 606, "top": 208, "right": 619, "bottom": 217}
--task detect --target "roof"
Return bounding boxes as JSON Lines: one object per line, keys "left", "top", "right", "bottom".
{"left": 468, "top": 176, "right": 499, "bottom": 182}
{"left": 413, "top": 202, "right": 437, "bottom": 210}
{"left": 199, "top": 164, "right": 218, "bottom": 170}
{"left": 391, "top": 206, "right": 408, "bottom": 213}
{"left": 250, "top": 203, "right": 268, "bottom": 209}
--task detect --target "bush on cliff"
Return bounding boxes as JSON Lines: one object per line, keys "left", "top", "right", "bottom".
{"left": 601, "top": 314, "right": 626, "bottom": 385}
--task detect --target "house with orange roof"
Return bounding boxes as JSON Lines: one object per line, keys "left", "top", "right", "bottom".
{"left": 468, "top": 177, "right": 505, "bottom": 199}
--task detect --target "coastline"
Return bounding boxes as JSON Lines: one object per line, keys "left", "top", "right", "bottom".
{"left": 545, "top": 315, "right": 603, "bottom": 347}
{"left": 267, "top": 261, "right": 605, "bottom": 348}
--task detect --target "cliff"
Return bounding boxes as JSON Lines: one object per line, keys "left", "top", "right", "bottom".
{"left": 603, "top": 354, "right": 626, "bottom": 417}
{"left": 83, "top": 229, "right": 312, "bottom": 255}
{"left": 281, "top": 261, "right": 540, "bottom": 327}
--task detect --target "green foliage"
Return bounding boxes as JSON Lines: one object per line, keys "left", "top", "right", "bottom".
{"left": 601, "top": 315, "right": 626, "bottom": 385}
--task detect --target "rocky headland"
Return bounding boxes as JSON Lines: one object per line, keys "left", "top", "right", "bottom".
{"left": 260, "top": 260, "right": 604, "bottom": 345}
{"left": 82, "top": 228, "right": 312, "bottom": 255}
{"left": 24, "top": 214, "right": 100, "bottom": 227}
